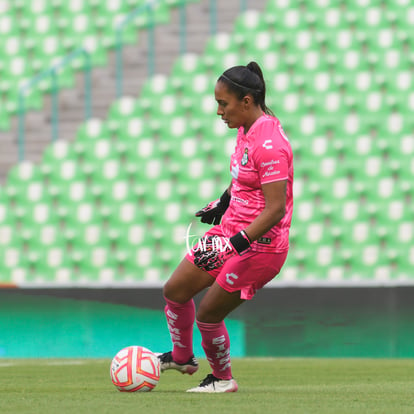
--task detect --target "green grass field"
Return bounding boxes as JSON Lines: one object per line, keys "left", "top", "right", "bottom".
{"left": 0, "top": 358, "right": 413, "bottom": 414}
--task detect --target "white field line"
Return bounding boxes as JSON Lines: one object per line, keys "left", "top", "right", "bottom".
{"left": 0, "top": 359, "right": 108, "bottom": 367}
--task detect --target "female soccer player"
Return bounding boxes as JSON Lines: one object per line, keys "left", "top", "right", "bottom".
{"left": 158, "top": 62, "right": 294, "bottom": 393}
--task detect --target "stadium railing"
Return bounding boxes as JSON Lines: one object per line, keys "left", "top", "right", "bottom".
{"left": 17, "top": 47, "right": 92, "bottom": 161}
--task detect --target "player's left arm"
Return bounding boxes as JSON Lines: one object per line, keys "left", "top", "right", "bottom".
{"left": 242, "top": 179, "right": 287, "bottom": 243}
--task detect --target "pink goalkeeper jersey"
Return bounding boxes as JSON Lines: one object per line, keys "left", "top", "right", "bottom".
{"left": 221, "top": 114, "right": 294, "bottom": 253}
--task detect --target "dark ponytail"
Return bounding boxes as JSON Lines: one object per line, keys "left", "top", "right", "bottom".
{"left": 218, "top": 61, "right": 274, "bottom": 116}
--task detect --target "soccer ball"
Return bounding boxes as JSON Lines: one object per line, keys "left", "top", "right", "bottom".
{"left": 110, "top": 346, "right": 161, "bottom": 392}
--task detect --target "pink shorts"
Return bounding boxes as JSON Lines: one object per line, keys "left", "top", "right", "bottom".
{"left": 185, "top": 226, "right": 288, "bottom": 300}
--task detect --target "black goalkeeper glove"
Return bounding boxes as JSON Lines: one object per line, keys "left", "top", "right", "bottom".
{"left": 195, "top": 190, "right": 231, "bottom": 225}
{"left": 193, "top": 231, "right": 251, "bottom": 271}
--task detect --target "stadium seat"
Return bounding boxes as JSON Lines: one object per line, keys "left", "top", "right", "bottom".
{"left": 5, "top": 161, "right": 43, "bottom": 195}
{"left": 170, "top": 53, "right": 207, "bottom": 90}
{"left": 75, "top": 118, "right": 111, "bottom": 141}
{"left": 41, "top": 139, "right": 78, "bottom": 167}
{"left": 233, "top": 9, "right": 269, "bottom": 35}
{"left": 107, "top": 96, "right": 145, "bottom": 132}
{"left": 8, "top": 180, "right": 52, "bottom": 207}
{"left": 0, "top": 243, "right": 28, "bottom": 279}
{"left": 28, "top": 244, "right": 71, "bottom": 280}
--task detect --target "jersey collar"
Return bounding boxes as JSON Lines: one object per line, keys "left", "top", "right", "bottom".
{"left": 239, "top": 113, "right": 268, "bottom": 142}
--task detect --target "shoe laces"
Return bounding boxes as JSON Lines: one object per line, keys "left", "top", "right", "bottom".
{"left": 158, "top": 351, "right": 173, "bottom": 363}
{"left": 198, "top": 374, "right": 219, "bottom": 387}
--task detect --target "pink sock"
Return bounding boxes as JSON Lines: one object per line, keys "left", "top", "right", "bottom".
{"left": 196, "top": 320, "right": 233, "bottom": 380}
{"left": 164, "top": 297, "right": 195, "bottom": 364}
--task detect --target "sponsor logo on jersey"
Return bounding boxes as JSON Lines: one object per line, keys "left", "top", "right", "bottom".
{"left": 225, "top": 273, "right": 239, "bottom": 285}
{"left": 262, "top": 159, "right": 281, "bottom": 178}
{"left": 262, "top": 139, "right": 273, "bottom": 150}
{"left": 261, "top": 159, "right": 280, "bottom": 167}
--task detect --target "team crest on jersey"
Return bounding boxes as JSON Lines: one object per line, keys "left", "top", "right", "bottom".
{"left": 241, "top": 148, "right": 248, "bottom": 166}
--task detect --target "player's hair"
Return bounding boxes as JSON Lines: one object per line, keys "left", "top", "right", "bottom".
{"left": 218, "top": 62, "right": 274, "bottom": 116}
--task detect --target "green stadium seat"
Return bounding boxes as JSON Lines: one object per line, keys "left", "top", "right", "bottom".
{"left": 293, "top": 197, "right": 327, "bottom": 225}
{"left": 359, "top": 177, "right": 405, "bottom": 201}
{"left": 323, "top": 28, "right": 361, "bottom": 52}
{"left": 111, "top": 222, "right": 148, "bottom": 250}
{"left": 328, "top": 199, "right": 374, "bottom": 228}
{"left": 55, "top": 179, "right": 95, "bottom": 217}
{"left": 22, "top": 222, "right": 65, "bottom": 248}
{"left": 344, "top": 244, "right": 391, "bottom": 282}
{"left": 107, "top": 200, "right": 145, "bottom": 228}
{"left": 120, "top": 244, "right": 156, "bottom": 274}
{"left": 181, "top": 72, "right": 216, "bottom": 98}
{"left": 157, "top": 115, "right": 197, "bottom": 142}
{"left": 6, "top": 161, "right": 43, "bottom": 198}
{"left": 41, "top": 139, "right": 79, "bottom": 176}
{"left": 0, "top": 199, "right": 22, "bottom": 249}
{"left": 339, "top": 220, "right": 382, "bottom": 248}
{"left": 123, "top": 137, "right": 156, "bottom": 166}
{"left": 75, "top": 118, "right": 110, "bottom": 142}
{"left": 146, "top": 200, "right": 190, "bottom": 227}
{"left": 116, "top": 117, "right": 153, "bottom": 141}
{"left": 18, "top": 0, "right": 55, "bottom": 15}
{"left": 233, "top": 9, "right": 269, "bottom": 35}
{"left": 1, "top": 36, "right": 27, "bottom": 59}
{"left": 253, "top": 50, "right": 289, "bottom": 73}
{"left": 77, "top": 138, "right": 122, "bottom": 169}
{"left": 0, "top": 55, "right": 33, "bottom": 93}
{"left": 31, "top": 35, "right": 67, "bottom": 73}
{"left": 65, "top": 220, "right": 104, "bottom": 247}
{"left": 72, "top": 243, "right": 116, "bottom": 282}
{"left": 170, "top": 53, "right": 207, "bottom": 90}
{"left": 8, "top": 180, "right": 52, "bottom": 206}
{"left": 63, "top": 201, "right": 102, "bottom": 228}
{"left": 61, "top": 13, "right": 96, "bottom": 44}
{"left": 332, "top": 48, "right": 371, "bottom": 73}
{"left": 141, "top": 74, "right": 174, "bottom": 99}
{"left": 0, "top": 13, "right": 18, "bottom": 41}
{"left": 21, "top": 13, "right": 60, "bottom": 43}
{"left": 0, "top": 243, "right": 28, "bottom": 279}
{"left": 377, "top": 199, "right": 414, "bottom": 223}
{"left": 314, "top": 6, "right": 351, "bottom": 31}
{"left": 312, "top": 246, "right": 345, "bottom": 282}
{"left": 58, "top": 0, "right": 93, "bottom": 16}
{"left": 17, "top": 201, "right": 60, "bottom": 229}
{"left": 292, "top": 177, "right": 321, "bottom": 200}
{"left": 134, "top": 157, "right": 174, "bottom": 186}
{"left": 348, "top": 6, "right": 390, "bottom": 29}
{"left": 302, "top": 221, "right": 336, "bottom": 246}
{"left": 209, "top": 52, "right": 244, "bottom": 76}
{"left": 147, "top": 94, "right": 186, "bottom": 118}
{"left": 28, "top": 244, "right": 70, "bottom": 279}
{"left": 46, "top": 159, "right": 87, "bottom": 196}
{"left": 107, "top": 96, "right": 144, "bottom": 132}
{"left": 0, "top": 217, "right": 21, "bottom": 248}
{"left": 203, "top": 33, "right": 242, "bottom": 68}
{"left": 89, "top": 158, "right": 129, "bottom": 194}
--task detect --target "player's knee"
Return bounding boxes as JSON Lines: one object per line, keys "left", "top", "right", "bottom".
{"left": 163, "top": 280, "right": 188, "bottom": 304}
{"left": 196, "top": 305, "right": 223, "bottom": 324}
{"left": 162, "top": 280, "right": 177, "bottom": 302}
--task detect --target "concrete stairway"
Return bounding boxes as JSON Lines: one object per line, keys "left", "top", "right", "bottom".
{"left": 0, "top": 0, "right": 268, "bottom": 184}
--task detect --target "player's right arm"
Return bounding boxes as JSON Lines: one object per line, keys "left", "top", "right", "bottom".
{"left": 195, "top": 182, "right": 232, "bottom": 225}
